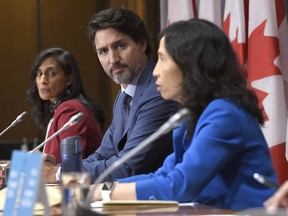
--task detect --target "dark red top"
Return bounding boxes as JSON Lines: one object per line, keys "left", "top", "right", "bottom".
{"left": 43, "top": 99, "right": 103, "bottom": 164}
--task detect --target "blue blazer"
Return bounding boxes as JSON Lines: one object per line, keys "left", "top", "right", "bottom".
{"left": 120, "top": 99, "right": 277, "bottom": 210}
{"left": 83, "top": 60, "right": 179, "bottom": 181}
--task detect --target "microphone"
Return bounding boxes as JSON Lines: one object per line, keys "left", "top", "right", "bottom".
{"left": 29, "top": 112, "right": 84, "bottom": 153}
{"left": 0, "top": 111, "right": 28, "bottom": 137}
{"left": 83, "top": 108, "right": 190, "bottom": 207}
{"left": 156, "top": 108, "right": 191, "bottom": 135}
{"left": 62, "top": 112, "right": 85, "bottom": 130}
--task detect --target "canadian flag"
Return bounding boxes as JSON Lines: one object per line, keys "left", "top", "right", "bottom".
{"left": 166, "top": 0, "right": 197, "bottom": 26}
{"left": 247, "top": 0, "right": 288, "bottom": 184}
{"left": 163, "top": 0, "right": 288, "bottom": 183}
{"left": 223, "top": 0, "right": 248, "bottom": 77}
{"left": 198, "top": 0, "right": 222, "bottom": 29}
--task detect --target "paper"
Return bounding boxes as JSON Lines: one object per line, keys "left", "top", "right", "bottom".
{"left": 91, "top": 200, "right": 179, "bottom": 214}
{"left": 91, "top": 200, "right": 178, "bottom": 208}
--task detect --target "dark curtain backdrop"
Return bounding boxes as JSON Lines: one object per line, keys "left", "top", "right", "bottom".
{"left": 0, "top": 0, "right": 160, "bottom": 148}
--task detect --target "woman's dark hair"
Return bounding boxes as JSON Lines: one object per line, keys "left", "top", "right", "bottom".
{"left": 27, "top": 47, "right": 105, "bottom": 134}
{"left": 86, "top": 7, "right": 152, "bottom": 57}
{"left": 160, "top": 19, "right": 264, "bottom": 137}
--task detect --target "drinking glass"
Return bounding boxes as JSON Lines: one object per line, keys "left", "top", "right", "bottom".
{"left": 0, "top": 160, "right": 10, "bottom": 189}
{"left": 61, "top": 172, "right": 91, "bottom": 216}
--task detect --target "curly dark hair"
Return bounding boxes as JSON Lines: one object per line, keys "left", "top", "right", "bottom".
{"left": 26, "top": 47, "right": 105, "bottom": 134}
{"left": 160, "top": 19, "right": 264, "bottom": 137}
{"left": 86, "top": 7, "right": 152, "bottom": 57}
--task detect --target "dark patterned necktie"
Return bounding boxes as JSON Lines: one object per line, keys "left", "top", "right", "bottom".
{"left": 121, "top": 92, "right": 131, "bottom": 126}
{"left": 115, "top": 92, "right": 131, "bottom": 151}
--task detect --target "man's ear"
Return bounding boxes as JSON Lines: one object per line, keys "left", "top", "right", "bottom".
{"left": 138, "top": 40, "right": 147, "bottom": 53}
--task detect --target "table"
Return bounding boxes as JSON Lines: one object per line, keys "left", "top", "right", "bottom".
{"left": 53, "top": 202, "right": 288, "bottom": 216}
{"left": 51, "top": 203, "right": 237, "bottom": 216}
{"left": 2, "top": 185, "right": 285, "bottom": 216}
{"left": 93, "top": 203, "right": 236, "bottom": 215}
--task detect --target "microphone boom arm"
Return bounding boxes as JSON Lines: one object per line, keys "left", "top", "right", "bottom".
{"left": 29, "top": 125, "right": 69, "bottom": 153}
{"left": 0, "top": 111, "right": 28, "bottom": 137}
{"left": 29, "top": 112, "right": 84, "bottom": 153}
{"left": 0, "top": 125, "right": 14, "bottom": 137}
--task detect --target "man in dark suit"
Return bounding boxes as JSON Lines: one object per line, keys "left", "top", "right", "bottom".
{"left": 42, "top": 7, "right": 178, "bottom": 182}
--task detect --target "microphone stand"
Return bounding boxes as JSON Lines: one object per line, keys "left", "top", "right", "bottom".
{"left": 29, "top": 112, "right": 84, "bottom": 153}
{"left": 0, "top": 111, "right": 28, "bottom": 137}
{"left": 0, "top": 124, "right": 15, "bottom": 137}
{"left": 29, "top": 125, "right": 70, "bottom": 153}
{"left": 83, "top": 108, "right": 190, "bottom": 208}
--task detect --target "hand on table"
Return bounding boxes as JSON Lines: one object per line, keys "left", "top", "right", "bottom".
{"left": 41, "top": 153, "right": 59, "bottom": 183}
{"left": 264, "top": 181, "right": 288, "bottom": 212}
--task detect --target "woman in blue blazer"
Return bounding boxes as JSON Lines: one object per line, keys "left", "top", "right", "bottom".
{"left": 92, "top": 19, "right": 278, "bottom": 210}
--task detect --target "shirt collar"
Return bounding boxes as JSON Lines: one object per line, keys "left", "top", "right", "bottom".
{"left": 121, "top": 60, "right": 147, "bottom": 98}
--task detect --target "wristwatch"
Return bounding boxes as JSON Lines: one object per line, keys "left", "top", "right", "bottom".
{"left": 101, "top": 182, "right": 115, "bottom": 201}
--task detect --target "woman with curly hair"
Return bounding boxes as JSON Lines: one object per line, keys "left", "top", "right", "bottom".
{"left": 27, "top": 47, "right": 105, "bottom": 164}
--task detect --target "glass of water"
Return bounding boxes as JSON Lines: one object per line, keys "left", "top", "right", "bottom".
{"left": 61, "top": 172, "right": 91, "bottom": 216}
{"left": 0, "top": 160, "right": 10, "bottom": 189}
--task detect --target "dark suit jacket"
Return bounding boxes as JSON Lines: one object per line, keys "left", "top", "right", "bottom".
{"left": 83, "top": 60, "right": 179, "bottom": 181}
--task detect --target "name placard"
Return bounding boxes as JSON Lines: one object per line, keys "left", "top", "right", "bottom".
{"left": 3, "top": 150, "right": 49, "bottom": 216}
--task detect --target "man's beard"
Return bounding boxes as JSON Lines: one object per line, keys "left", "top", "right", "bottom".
{"left": 107, "top": 62, "right": 142, "bottom": 85}
{"left": 108, "top": 63, "right": 138, "bottom": 85}
{"left": 112, "top": 70, "right": 135, "bottom": 85}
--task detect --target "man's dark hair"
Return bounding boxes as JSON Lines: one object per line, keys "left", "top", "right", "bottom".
{"left": 87, "top": 7, "right": 152, "bottom": 57}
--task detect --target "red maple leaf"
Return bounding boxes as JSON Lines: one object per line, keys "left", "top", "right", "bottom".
{"left": 223, "top": 13, "right": 247, "bottom": 78}
{"left": 247, "top": 20, "right": 281, "bottom": 122}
